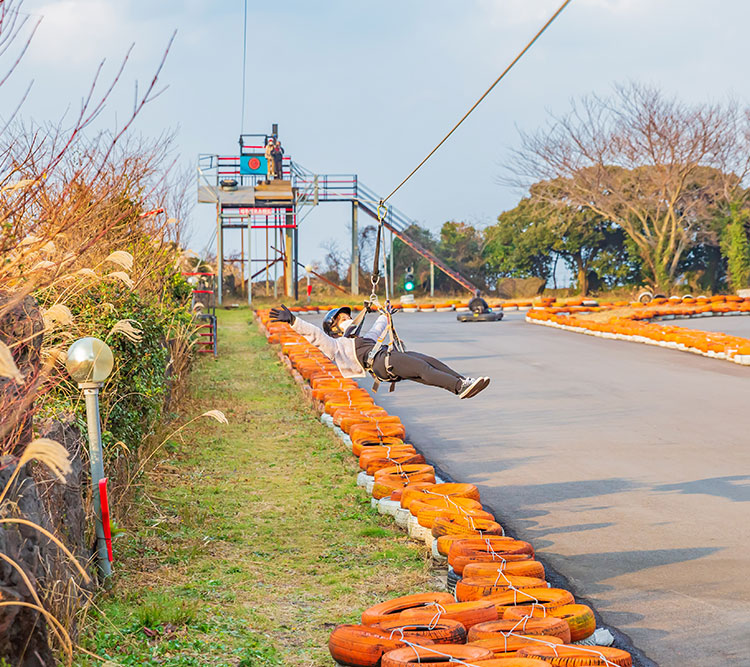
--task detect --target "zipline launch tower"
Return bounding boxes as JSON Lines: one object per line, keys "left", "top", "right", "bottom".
{"left": 198, "top": 126, "right": 477, "bottom": 305}
{"left": 198, "top": 125, "right": 298, "bottom": 304}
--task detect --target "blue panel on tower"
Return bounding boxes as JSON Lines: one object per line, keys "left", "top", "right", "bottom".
{"left": 240, "top": 155, "right": 267, "bottom": 175}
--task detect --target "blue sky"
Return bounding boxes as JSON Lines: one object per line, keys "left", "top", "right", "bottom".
{"left": 4, "top": 0, "right": 750, "bottom": 275}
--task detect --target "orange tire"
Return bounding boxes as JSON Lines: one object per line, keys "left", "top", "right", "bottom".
{"left": 463, "top": 560, "right": 545, "bottom": 581}
{"left": 359, "top": 445, "right": 417, "bottom": 468}
{"left": 400, "top": 483, "right": 481, "bottom": 509}
{"left": 389, "top": 481, "right": 435, "bottom": 502}
{"left": 353, "top": 437, "right": 404, "bottom": 457}
{"left": 408, "top": 496, "right": 484, "bottom": 517}
{"left": 516, "top": 645, "right": 632, "bottom": 666}
{"left": 374, "top": 464, "right": 435, "bottom": 480}
{"left": 448, "top": 538, "right": 535, "bottom": 575}
{"left": 504, "top": 604, "right": 596, "bottom": 642}
{"left": 487, "top": 588, "right": 574, "bottom": 613}
{"left": 376, "top": 617, "right": 467, "bottom": 645}
{"left": 432, "top": 515, "right": 504, "bottom": 538}
{"left": 372, "top": 471, "right": 437, "bottom": 499}
{"left": 341, "top": 414, "right": 403, "bottom": 434}
{"left": 467, "top": 617, "right": 571, "bottom": 643}
{"left": 328, "top": 624, "right": 431, "bottom": 666}
{"left": 361, "top": 592, "right": 455, "bottom": 626}
{"left": 466, "top": 659, "right": 554, "bottom": 666}
{"left": 381, "top": 644, "right": 493, "bottom": 666}
{"left": 455, "top": 576, "right": 550, "bottom": 601}
{"left": 400, "top": 600, "right": 497, "bottom": 629}
{"left": 350, "top": 422, "right": 406, "bottom": 443}
{"left": 469, "top": 634, "right": 564, "bottom": 656}
{"left": 365, "top": 454, "right": 427, "bottom": 476}
{"left": 436, "top": 535, "right": 467, "bottom": 557}
{"left": 417, "top": 507, "right": 495, "bottom": 530}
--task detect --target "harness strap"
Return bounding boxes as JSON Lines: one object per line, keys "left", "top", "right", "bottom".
{"left": 362, "top": 302, "right": 404, "bottom": 392}
{"left": 344, "top": 302, "right": 371, "bottom": 339}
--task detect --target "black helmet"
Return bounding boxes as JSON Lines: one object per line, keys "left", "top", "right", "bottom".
{"left": 323, "top": 306, "right": 352, "bottom": 337}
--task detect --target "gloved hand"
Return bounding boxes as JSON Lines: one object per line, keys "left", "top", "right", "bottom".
{"left": 269, "top": 304, "right": 295, "bottom": 325}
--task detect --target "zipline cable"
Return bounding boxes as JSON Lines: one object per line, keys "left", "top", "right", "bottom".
{"left": 240, "top": 0, "right": 248, "bottom": 135}
{"left": 381, "top": 0, "right": 573, "bottom": 204}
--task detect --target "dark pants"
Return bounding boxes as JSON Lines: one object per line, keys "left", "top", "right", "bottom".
{"left": 371, "top": 348, "right": 464, "bottom": 394}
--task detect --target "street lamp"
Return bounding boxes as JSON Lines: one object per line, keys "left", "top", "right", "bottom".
{"left": 65, "top": 337, "right": 114, "bottom": 578}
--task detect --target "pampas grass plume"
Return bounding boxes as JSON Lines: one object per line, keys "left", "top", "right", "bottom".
{"left": 42, "top": 304, "right": 73, "bottom": 328}
{"left": 0, "top": 341, "right": 22, "bottom": 382}
{"left": 107, "top": 271, "right": 135, "bottom": 289}
{"left": 19, "top": 438, "right": 72, "bottom": 482}
{"left": 104, "top": 250, "right": 134, "bottom": 272}
{"left": 110, "top": 319, "right": 142, "bottom": 343}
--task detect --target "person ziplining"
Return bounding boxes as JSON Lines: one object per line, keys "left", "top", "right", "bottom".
{"left": 269, "top": 304, "right": 490, "bottom": 399}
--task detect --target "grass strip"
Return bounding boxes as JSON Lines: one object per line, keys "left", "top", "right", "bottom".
{"left": 75, "top": 307, "right": 438, "bottom": 666}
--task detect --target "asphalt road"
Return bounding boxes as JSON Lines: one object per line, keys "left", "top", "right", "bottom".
{"left": 305, "top": 309, "right": 750, "bottom": 666}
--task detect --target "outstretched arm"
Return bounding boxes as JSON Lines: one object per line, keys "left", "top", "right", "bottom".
{"left": 291, "top": 315, "right": 338, "bottom": 359}
{"left": 361, "top": 314, "right": 388, "bottom": 342}
{"left": 269, "top": 304, "right": 338, "bottom": 358}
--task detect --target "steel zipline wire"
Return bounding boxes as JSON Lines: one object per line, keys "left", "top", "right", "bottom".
{"left": 381, "top": 0, "right": 573, "bottom": 205}
{"left": 240, "top": 0, "right": 248, "bottom": 135}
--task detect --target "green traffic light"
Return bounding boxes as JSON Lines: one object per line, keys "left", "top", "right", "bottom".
{"left": 404, "top": 281, "right": 415, "bottom": 291}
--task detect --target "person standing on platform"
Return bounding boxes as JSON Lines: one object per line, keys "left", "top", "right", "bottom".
{"left": 272, "top": 138, "right": 284, "bottom": 181}
{"left": 265, "top": 137, "right": 276, "bottom": 182}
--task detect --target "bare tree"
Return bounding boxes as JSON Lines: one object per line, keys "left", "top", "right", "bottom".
{"left": 320, "top": 238, "right": 346, "bottom": 280}
{"left": 511, "top": 83, "right": 750, "bottom": 290}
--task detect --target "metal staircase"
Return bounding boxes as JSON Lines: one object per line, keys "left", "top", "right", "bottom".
{"left": 291, "top": 163, "right": 477, "bottom": 293}
{"left": 184, "top": 273, "right": 218, "bottom": 357}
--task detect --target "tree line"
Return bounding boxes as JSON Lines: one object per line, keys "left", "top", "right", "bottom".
{"left": 389, "top": 84, "right": 750, "bottom": 296}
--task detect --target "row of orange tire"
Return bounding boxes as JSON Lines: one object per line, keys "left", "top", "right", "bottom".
{"left": 528, "top": 298, "right": 750, "bottom": 359}
{"left": 256, "top": 309, "right": 634, "bottom": 667}
{"left": 283, "top": 300, "right": 539, "bottom": 313}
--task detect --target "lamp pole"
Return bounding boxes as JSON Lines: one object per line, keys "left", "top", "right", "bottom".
{"left": 305, "top": 264, "right": 313, "bottom": 304}
{"left": 66, "top": 337, "right": 114, "bottom": 579}
{"left": 81, "top": 381, "right": 110, "bottom": 578}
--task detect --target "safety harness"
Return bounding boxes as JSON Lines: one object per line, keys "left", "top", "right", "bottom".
{"left": 344, "top": 201, "right": 405, "bottom": 392}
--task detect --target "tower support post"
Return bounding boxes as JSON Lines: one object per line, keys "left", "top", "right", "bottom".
{"left": 285, "top": 216, "right": 294, "bottom": 298}
{"left": 216, "top": 205, "right": 223, "bottom": 305}
{"left": 351, "top": 200, "right": 359, "bottom": 295}
{"left": 247, "top": 216, "right": 258, "bottom": 306}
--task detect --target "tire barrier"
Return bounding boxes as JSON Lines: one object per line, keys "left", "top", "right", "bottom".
{"left": 469, "top": 634, "right": 565, "bottom": 656}
{"left": 527, "top": 294, "right": 750, "bottom": 367}
{"left": 399, "top": 599, "right": 498, "bottom": 629}
{"left": 255, "top": 309, "right": 635, "bottom": 667}
{"left": 463, "top": 560, "right": 546, "bottom": 581}
{"left": 328, "top": 624, "right": 435, "bottom": 666}
{"left": 381, "top": 644, "right": 493, "bottom": 666}
{"left": 455, "top": 575, "right": 551, "bottom": 601}
{"left": 361, "top": 592, "right": 455, "bottom": 626}
{"left": 486, "top": 588, "right": 576, "bottom": 614}
{"left": 516, "top": 644, "right": 633, "bottom": 666}
{"left": 504, "top": 605, "right": 596, "bottom": 643}
{"left": 467, "top": 617, "right": 572, "bottom": 644}
{"left": 377, "top": 618, "right": 467, "bottom": 645}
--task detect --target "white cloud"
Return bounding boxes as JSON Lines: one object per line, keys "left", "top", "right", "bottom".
{"left": 27, "top": 0, "right": 127, "bottom": 66}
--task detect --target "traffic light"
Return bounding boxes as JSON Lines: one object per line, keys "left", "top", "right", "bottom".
{"left": 403, "top": 267, "right": 415, "bottom": 292}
